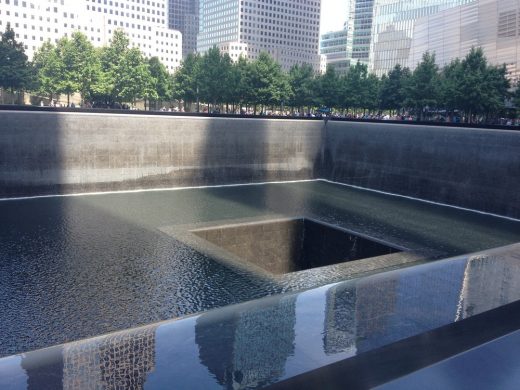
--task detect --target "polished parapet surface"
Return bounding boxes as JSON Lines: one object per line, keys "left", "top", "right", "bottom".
{"left": 1, "top": 180, "right": 520, "bottom": 357}
{"left": 1, "top": 243, "right": 519, "bottom": 389}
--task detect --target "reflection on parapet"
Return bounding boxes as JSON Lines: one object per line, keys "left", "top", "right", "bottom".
{"left": 21, "top": 351, "right": 64, "bottom": 390}
{"left": 322, "top": 258, "right": 468, "bottom": 356}
{"left": 21, "top": 326, "right": 157, "bottom": 389}
{"left": 63, "top": 328, "right": 156, "bottom": 389}
{"left": 196, "top": 295, "right": 297, "bottom": 389}
{"left": 323, "top": 284, "right": 357, "bottom": 355}
{"left": 355, "top": 276, "right": 399, "bottom": 353}
{"left": 456, "top": 251, "right": 520, "bottom": 320}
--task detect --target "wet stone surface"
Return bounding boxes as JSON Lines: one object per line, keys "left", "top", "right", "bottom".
{"left": 1, "top": 180, "right": 520, "bottom": 357}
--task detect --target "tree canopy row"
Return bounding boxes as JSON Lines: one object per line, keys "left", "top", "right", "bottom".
{"left": 1, "top": 24, "right": 519, "bottom": 122}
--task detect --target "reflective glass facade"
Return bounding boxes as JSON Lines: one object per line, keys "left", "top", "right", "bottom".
{"left": 351, "top": 0, "right": 375, "bottom": 64}
{"left": 320, "top": 27, "right": 351, "bottom": 74}
{"left": 370, "top": 0, "right": 473, "bottom": 76}
{"left": 407, "top": 0, "right": 520, "bottom": 83}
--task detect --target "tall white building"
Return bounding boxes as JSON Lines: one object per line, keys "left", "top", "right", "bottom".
{"left": 197, "top": 0, "right": 322, "bottom": 72}
{"left": 0, "top": 0, "right": 182, "bottom": 72}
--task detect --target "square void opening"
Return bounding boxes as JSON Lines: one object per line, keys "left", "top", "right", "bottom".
{"left": 191, "top": 218, "right": 401, "bottom": 275}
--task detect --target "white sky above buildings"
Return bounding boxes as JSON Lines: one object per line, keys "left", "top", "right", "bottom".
{"left": 320, "top": 0, "right": 349, "bottom": 35}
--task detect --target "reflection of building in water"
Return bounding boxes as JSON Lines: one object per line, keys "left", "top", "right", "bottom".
{"left": 456, "top": 252, "right": 520, "bottom": 320}
{"left": 21, "top": 351, "right": 64, "bottom": 390}
{"left": 62, "top": 327, "right": 156, "bottom": 389}
{"left": 353, "top": 260, "right": 466, "bottom": 353}
{"left": 354, "top": 276, "right": 398, "bottom": 353}
{"left": 196, "top": 295, "right": 296, "bottom": 389}
{"left": 323, "top": 283, "right": 357, "bottom": 355}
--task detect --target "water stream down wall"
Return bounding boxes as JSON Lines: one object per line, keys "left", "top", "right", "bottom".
{"left": 1, "top": 111, "right": 519, "bottom": 218}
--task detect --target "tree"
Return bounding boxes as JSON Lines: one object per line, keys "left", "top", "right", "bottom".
{"left": 197, "top": 46, "right": 231, "bottom": 110}
{"left": 172, "top": 52, "right": 201, "bottom": 111}
{"left": 514, "top": 83, "right": 520, "bottom": 114}
{"left": 341, "top": 61, "right": 369, "bottom": 113}
{"left": 362, "top": 73, "right": 380, "bottom": 113}
{"left": 247, "top": 52, "right": 287, "bottom": 113}
{"left": 0, "top": 24, "right": 31, "bottom": 103}
{"left": 32, "top": 41, "right": 62, "bottom": 101}
{"left": 55, "top": 32, "right": 100, "bottom": 105}
{"left": 404, "top": 51, "right": 440, "bottom": 120}
{"left": 317, "top": 66, "right": 340, "bottom": 110}
{"left": 148, "top": 56, "right": 171, "bottom": 109}
{"left": 288, "top": 63, "right": 315, "bottom": 113}
{"left": 379, "top": 64, "right": 410, "bottom": 114}
{"left": 68, "top": 32, "right": 100, "bottom": 104}
{"left": 440, "top": 58, "right": 464, "bottom": 117}
{"left": 117, "top": 47, "right": 153, "bottom": 104}
{"left": 233, "top": 56, "right": 254, "bottom": 112}
{"left": 92, "top": 30, "right": 130, "bottom": 105}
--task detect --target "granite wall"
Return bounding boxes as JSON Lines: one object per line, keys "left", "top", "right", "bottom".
{"left": 1, "top": 111, "right": 519, "bottom": 219}
{"left": 0, "top": 111, "right": 324, "bottom": 196}
{"left": 324, "top": 121, "right": 520, "bottom": 219}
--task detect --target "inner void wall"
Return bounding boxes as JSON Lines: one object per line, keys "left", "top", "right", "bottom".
{"left": 1, "top": 111, "right": 519, "bottom": 219}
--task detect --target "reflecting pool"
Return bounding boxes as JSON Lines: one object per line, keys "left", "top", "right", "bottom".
{"left": 1, "top": 180, "right": 520, "bottom": 356}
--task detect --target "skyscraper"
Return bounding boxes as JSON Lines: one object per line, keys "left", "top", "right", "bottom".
{"left": 169, "top": 0, "right": 199, "bottom": 58}
{"left": 350, "top": 0, "right": 376, "bottom": 65}
{"left": 0, "top": 0, "right": 182, "bottom": 72}
{"left": 197, "top": 0, "right": 322, "bottom": 72}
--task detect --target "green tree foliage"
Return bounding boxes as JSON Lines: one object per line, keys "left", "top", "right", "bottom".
{"left": 117, "top": 47, "right": 153, "bottom": 104}
{"left": 4, "top": 25, "right": 517, "bottom": 121}
{"left": 288, "top": 63, "right": 315, "bottom": 112}
{"left": 172, "top": 52, "right": 201, "bottom": 111}
{"left": 198, "top": 46, "right": 232, "bottom": 110}
{"left": 379, "top": 64, "right": 410, "bottom": 114}
{"left": 248, "top": 51, "right": 288, "bottom": 111}
{"left": 440, "top": 58, "right": 464, "bottom": 114}
{"left": 440, "top": 47, "right": 510, "bottom": 122}
{"left": 317, "top": 66, "right": 340, "bottom": 109}
{"left": 148, "top": 56, "right": 171, "bottom": 109}
{"left": 514, "top": 83, "right": 520, "bottom": 112}
{"left": 54, "top": 32, "right": 99, "bottom": 104}
{"left": 404, "top": 51, "right": 440, "bottom": 119}
{"left": 69, "top": 32, "right": 99, "bottom": 103}
{"left": 0, "top": 23, "right": 31, "bottom": 102}
{"left": 32, "top": 41, "right": 62, "bottom": 100}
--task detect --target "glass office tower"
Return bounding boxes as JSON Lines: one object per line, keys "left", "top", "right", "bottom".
{"left": 369, "top": 0, "right": 474, "bottom": 76}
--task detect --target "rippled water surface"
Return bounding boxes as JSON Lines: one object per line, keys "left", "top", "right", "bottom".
{"left": 1, "top": 180, "right": 520, "bottom": 356}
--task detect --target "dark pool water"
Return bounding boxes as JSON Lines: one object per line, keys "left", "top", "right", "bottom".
{"left": 1, "top": 180, "right": 520, "bottom": 356}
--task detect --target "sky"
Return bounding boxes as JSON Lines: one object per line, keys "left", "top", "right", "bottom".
{"left": 320, "top": 0, "right": 349, "bottom": 35}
